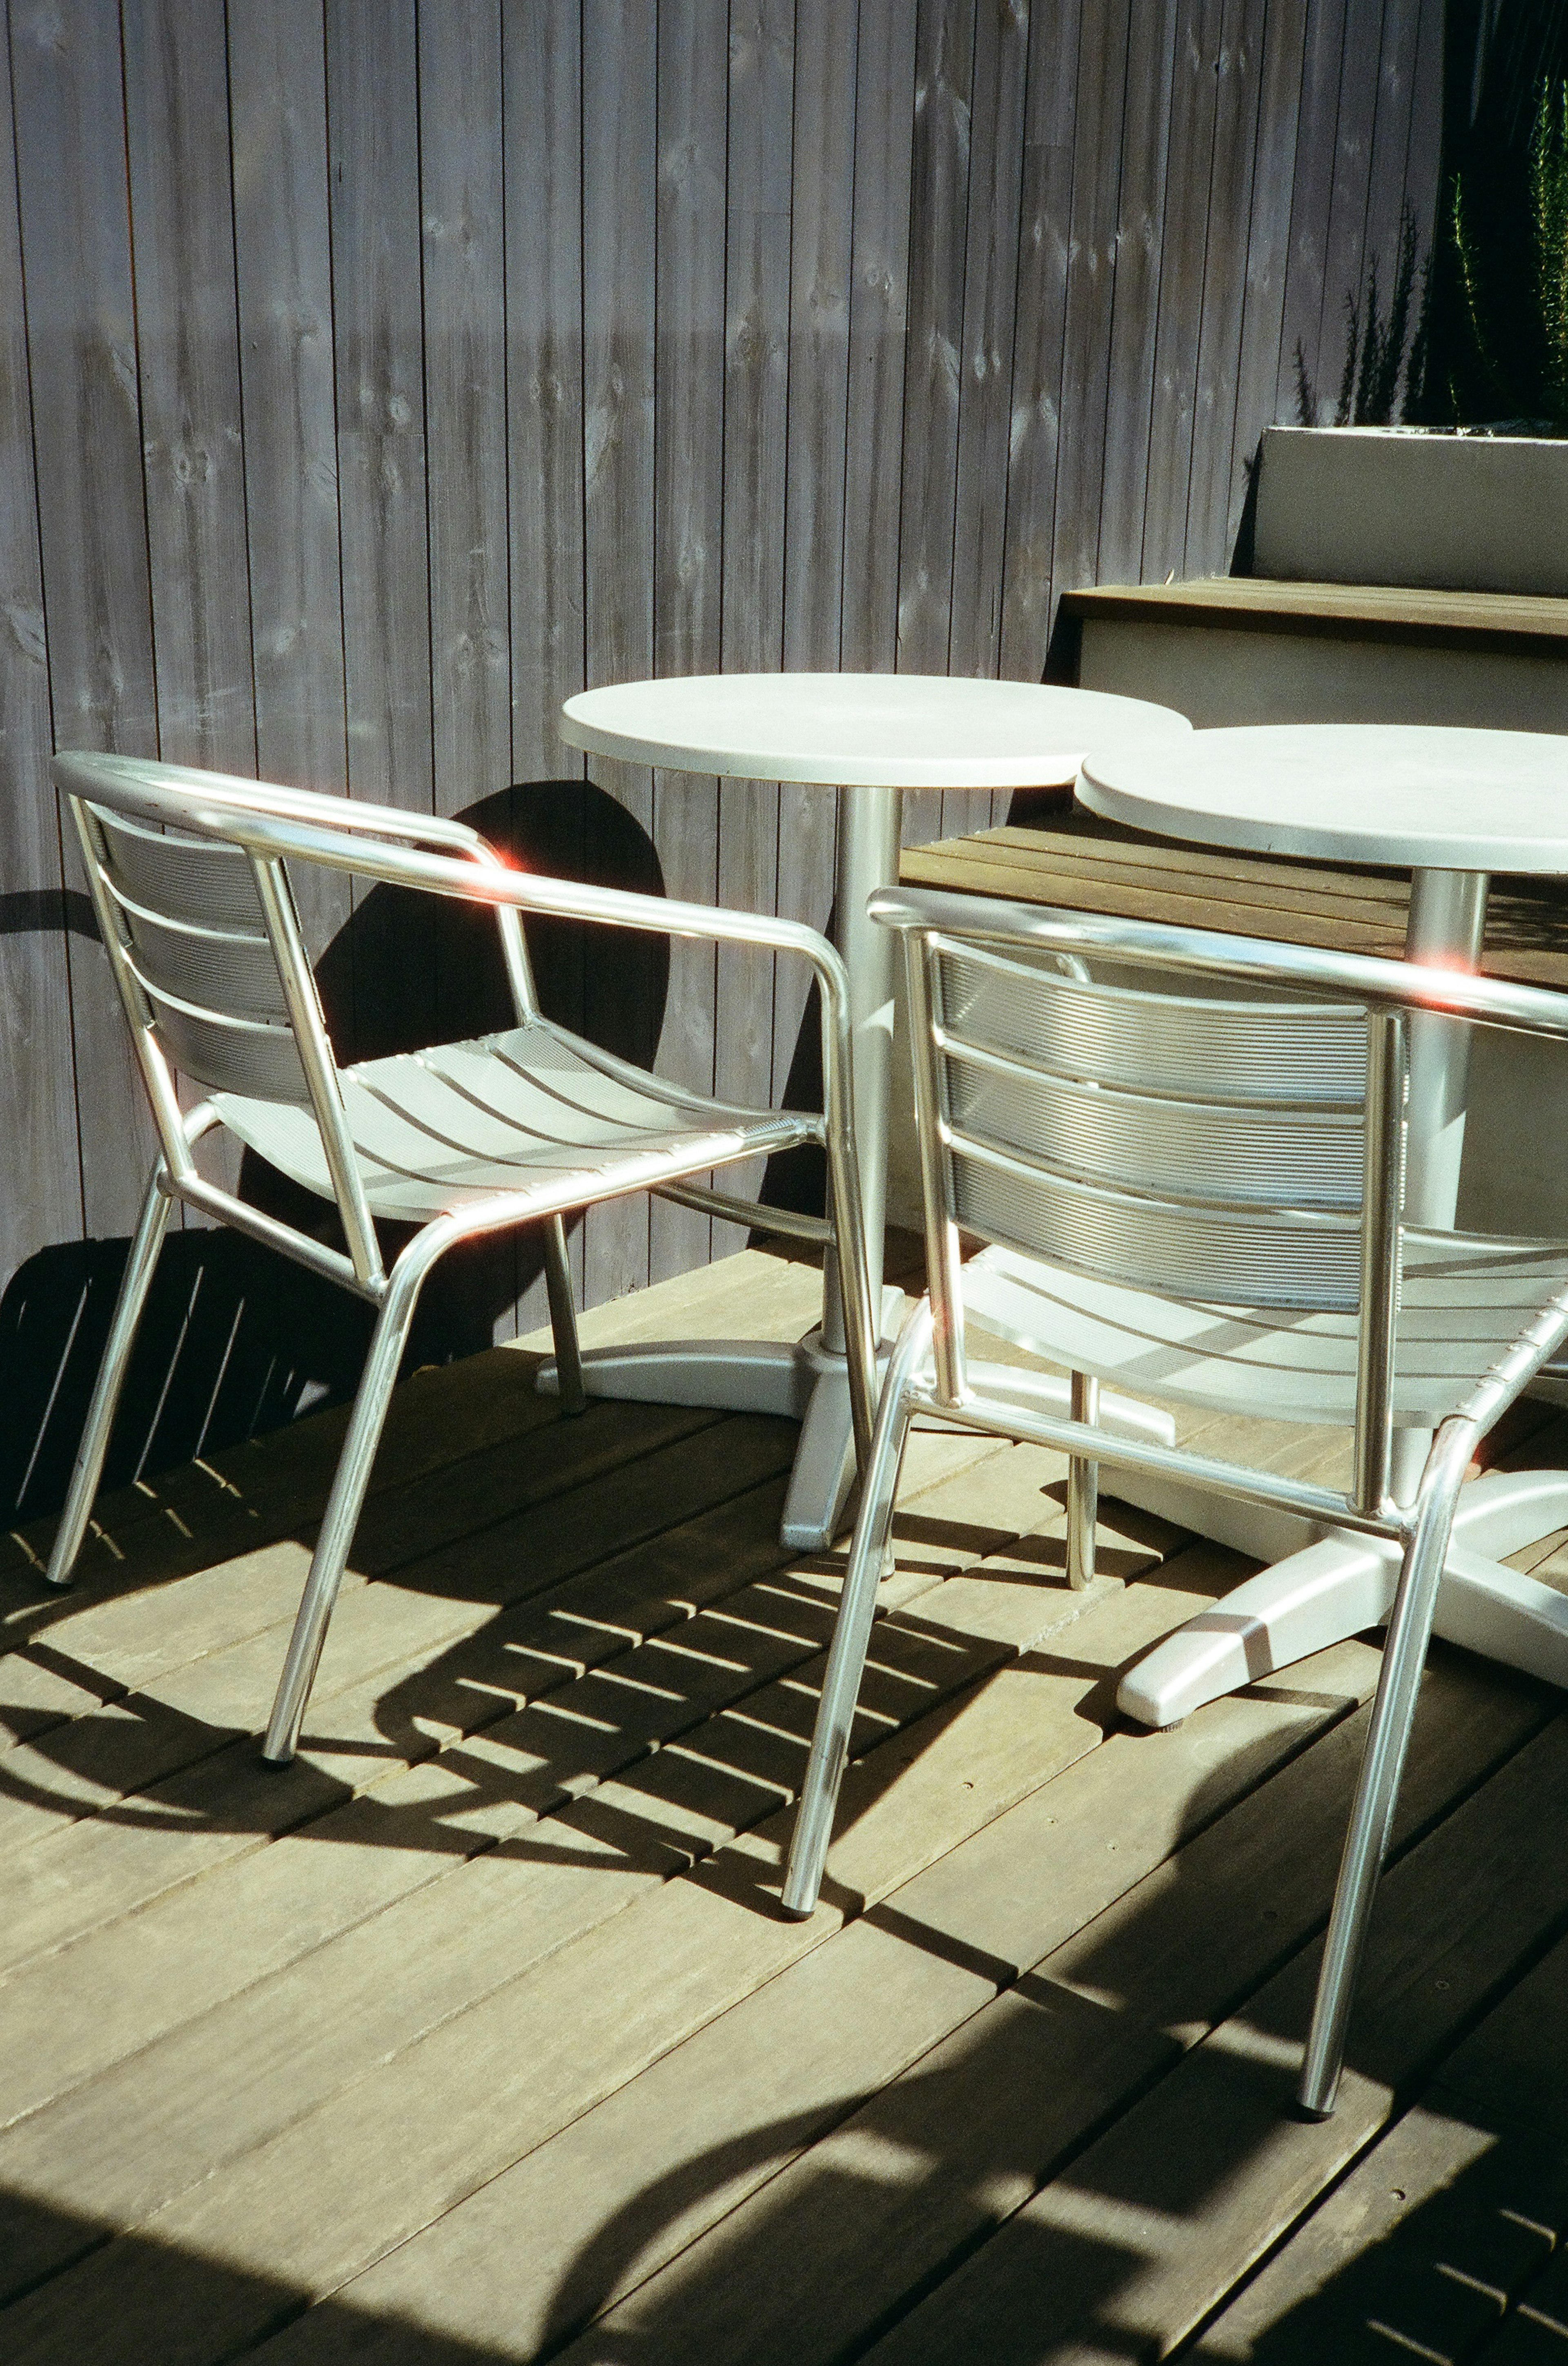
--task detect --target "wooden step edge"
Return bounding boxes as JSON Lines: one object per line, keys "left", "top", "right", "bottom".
{"left": 1059, "top": 576, "right": 1568, "bottom": 653}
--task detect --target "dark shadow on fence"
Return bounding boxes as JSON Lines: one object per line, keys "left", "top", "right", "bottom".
{"left": 0, "top": 779, "right": 668, "bottom": 1528}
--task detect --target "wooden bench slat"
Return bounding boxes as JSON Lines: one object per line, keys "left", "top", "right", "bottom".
{"left": 903, "top": 805, "right": 1568, "bottom": 990}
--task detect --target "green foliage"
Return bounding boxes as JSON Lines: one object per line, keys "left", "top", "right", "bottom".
{"left": 1294, "top": 208, "right": 1428, "bottom": 427}
{"left": 1445, "top": 75, "right": 1568, "bottom": 427}
{"left": 1534, "top": 80, "right": 1568, "bottom": 419}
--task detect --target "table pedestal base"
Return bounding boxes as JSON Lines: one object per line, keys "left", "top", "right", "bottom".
{"left": 1109, "top": 1465, "right": 1568, "bottom": 1727}
{"left": 538, "top": 1315, "right": 1179, "bottom": 1552}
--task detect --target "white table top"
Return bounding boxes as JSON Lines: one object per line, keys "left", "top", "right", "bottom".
{"left": 1080, "top": 722, "right": 1568, "bottom": 872}
{"left": 560, "top": 673, "right": 1192, "bottom": 789}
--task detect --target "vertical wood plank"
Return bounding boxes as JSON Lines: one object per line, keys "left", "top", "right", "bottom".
{"left": 506, "top": 0, "right": 585, "bottom": 785}
{"left": 949, "top": 0, "right": 1029, "bottom": 683}
{"left": 581, "top": 0, "right": 657, "bottom": 1305}
{"left": 1049, "top": 0, "right": 1132, "bottom": 611}
{"left": 325, "top": 0, "right": 432, "bottom": 1065}
{"left": 1224, "top": 0, "right": 1310, "bottom": 544}
{"left": 840, "top": 0, "right": 917, "bottom": 679}
{"left": 11, "top": 0, "right": 160, "bottom": 1240}
{"left": 897, "top": 0, "right": 974, "bottom": 852}
{"left": 948, "top": 0, "right": 1031, "bottom": 829}
{"left": 419, "top": 0, "right": 517, "bottom": 1341}
{"left": 998, "top": 0, "right": 1082, "bottom": 685}
{"left": 1312, "top": 0, "right": 1385, "bottom": 407}
{"left": 121, "top": 0, "right": 256, "bottom": 1210}
{"left": 714, "top": 0, "right": 794, "bottom": 1255}
{"left": 504, "top": 0, "right": 587, "bottom": 1327}
{"left": 1360, "top": 0, "right": 1420, "bottom": 282}
{"left": 1139, "top": 0, "right": 1223, "bottom": 581}
{"left": 1275, "top": 0, "right": 1349, "bottom": 420}
{"left": 650, "top": 0, "right": 727, "bottom": 1284}
{"left": 1091, "top": 0, "right": 1177, "bottom": 587}
{"left": 326, "top": 0, "right": 430, "bottom": 818}
{"left": 774, "top": 0, "right": 855, "bottom": 1108}
{"left": 1183, "top": 0, "right": 1267, "bottom": 571}
{"left": 0, "top": 0, "right": 82, "bottom": 1305}
{"left": 228, "top": 0, "right": 349, "bottom": 943}
{"left": 420, "top": 0, "right": 510, "bottom": 824}
{"left": 1401, "top": 0, "right": 1443, "bottom": 245}
{"left": 122, "top": 0, "right": 256, "bottom": 776}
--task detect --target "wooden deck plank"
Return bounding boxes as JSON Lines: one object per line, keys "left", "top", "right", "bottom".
{"left": 248, "top": 1631, "right": 1399, "bottom": 2363}
{"left": 0, "top": 1545, "right": 1236, "bottom": 2362}
{"left": 1194, "top": 1918, "right": 1568, "bottom": 2359}
{"left": 858, "top": 1715, "right": 1568, "bottom": 2364}
{"left": 0, "top": 1411, "right": 791, "bottom": 1976}
{"left": 0, "top": 1397, "right": 723, "bottom": 1841}
{"left": 1192, "top": 2109, "right": 1568, "bottom": 2360}
{"left": 543, "top": 1659, "right": 1550, "bottom": 2366}
{"left": 0, "top": 1418, "right": 1125, "bottom": 2284}
{"left": 2, "top": 1243, "right": 834, "bottom": 1667}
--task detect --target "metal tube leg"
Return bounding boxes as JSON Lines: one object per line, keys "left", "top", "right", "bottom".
{"left": 45, "top": 1166, "right": 176, "bottom": 1589}
{"left": 1067, "top": 1371, "right": 1099, "bottom": 1591}
{"left": 261, "top": 1251, "right": 433, "bottom": 1766}
{"left": 1298, "top": 1418, "right": 1474, "bottom": 2118}
{"left": 541, "top": 1213, "right": 586, "bottom": 1416}
{"left": 780, "top": 1300, "right": 933, "bottom": 1920}
{"left": 821, "top": 780, "right": 903, "bottom": 1361}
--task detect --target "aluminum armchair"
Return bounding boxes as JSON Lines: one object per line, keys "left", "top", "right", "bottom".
{"left": 49, "top": 754, "right": 878, "bottom": 1768}
{"left": 781, "top": 883, "right": 1568, "bottom": 2120}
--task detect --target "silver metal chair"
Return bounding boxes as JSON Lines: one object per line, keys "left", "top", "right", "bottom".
{"left": 781, "top": 883, "right": 1568, "bottom": 2119}
{"left": 48, "top": 753, "right": 878, "bottom": 1767}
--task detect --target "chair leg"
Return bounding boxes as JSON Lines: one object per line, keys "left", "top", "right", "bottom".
{"left": 542, "top": 1213, "right": 586, "bottom": 1415}
{"left": 45, "top": 1165, "right": 175, "bottom": 1589}
{"left": 1067, "top": 1371, "right": 1099, "bottom": 1591}
{"left": 780, "top": 1299, "right": 933, "bottom": 1920}
{"left": 261, "top": 1244, "right": 434, "bottom": 1766}
{"left": 1297, "top": 1416, "right": 1474, "bottom": 2118}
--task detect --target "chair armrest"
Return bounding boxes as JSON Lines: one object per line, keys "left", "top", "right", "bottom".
{"left": 208, "top": 805, "right": 851, "bottom": 999}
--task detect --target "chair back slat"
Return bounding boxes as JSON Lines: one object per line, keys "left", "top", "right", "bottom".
{"left": 932, "top": 939, "right": 1374, "bottom": 1312}
{"left": 85, "top": 807, "right": 312, "bottom": 1104}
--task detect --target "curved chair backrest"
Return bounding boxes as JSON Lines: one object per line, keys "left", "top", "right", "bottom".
{"left": 928, "top": 933, "right": 1371, "bottom": 1311}
{"left": 54, "top": 754, "right": 538, "bottom": 1295}
{"left": 77, "top": 796, "right": 319, "bottom": 1107}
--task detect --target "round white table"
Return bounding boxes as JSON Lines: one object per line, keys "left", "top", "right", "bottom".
{"left": 552, "top": 672, "right": 1193, "bottom": 1548}
{"left": 1077, "top": 721, "right": 1568, "bottom": 1726}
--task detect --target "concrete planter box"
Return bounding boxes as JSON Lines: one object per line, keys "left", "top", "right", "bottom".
{"left": 1252, "top": 424, "right": 1568, "bottom": 598}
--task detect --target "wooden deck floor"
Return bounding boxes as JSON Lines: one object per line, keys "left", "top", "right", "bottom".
{"left": 4, "top": 1243, "right": 1568, "bottom": 2364}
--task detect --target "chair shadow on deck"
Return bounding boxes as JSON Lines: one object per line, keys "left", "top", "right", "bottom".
{"left": 0, "top": 779, "right": 669, "bottom": 1533}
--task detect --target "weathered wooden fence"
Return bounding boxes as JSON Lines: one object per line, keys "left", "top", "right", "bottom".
{"left": 0, "top": 0, "right": 1442, "bottom": 1516}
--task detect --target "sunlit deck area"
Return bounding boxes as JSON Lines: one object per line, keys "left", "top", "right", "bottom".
{"left": 3, "top": 1243, "right": 1568, "bottom": 2364}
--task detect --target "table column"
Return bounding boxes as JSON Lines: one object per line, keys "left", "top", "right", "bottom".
{"left": 1389, "top": 868, "right": 1488, "bottom": 1501}
{"left": 820, "top": 781, "right": 903, "bottom": 1350}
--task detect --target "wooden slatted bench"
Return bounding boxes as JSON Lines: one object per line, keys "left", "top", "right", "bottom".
{"left": 901, "top": 801, "right": 1568, "bottom": 990}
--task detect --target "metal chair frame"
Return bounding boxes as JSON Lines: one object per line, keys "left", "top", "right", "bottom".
{"left": 781, "top": 883, "right": 1568, "bottom": 2120}
{"left": 49, "top": 754, "right": 878, "bottom": 1769}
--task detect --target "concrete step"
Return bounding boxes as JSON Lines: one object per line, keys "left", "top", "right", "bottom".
{"left": 1055, "top": 576, "right": 1568, "bottom": 732}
